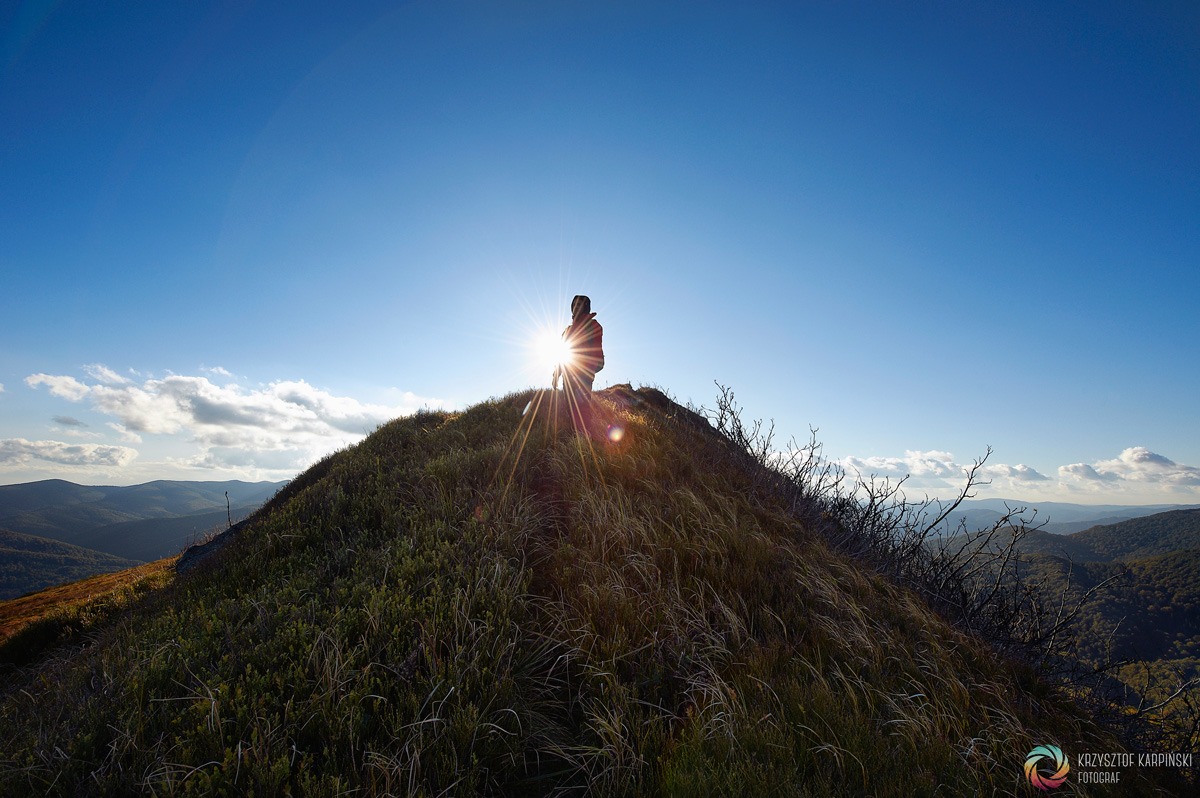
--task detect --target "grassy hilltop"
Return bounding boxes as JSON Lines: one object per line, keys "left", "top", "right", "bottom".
{"left": 0, "top": 386, "right": 1172, "bottom": 795}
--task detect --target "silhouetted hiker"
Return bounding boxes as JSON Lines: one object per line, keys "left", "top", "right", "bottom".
{"left": 555, "top": 294, "right": 604, "bottom": 405}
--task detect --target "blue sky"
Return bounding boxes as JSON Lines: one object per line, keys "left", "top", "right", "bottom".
{"left": 2, "top": 1, "right": 1198, "bottom": 504}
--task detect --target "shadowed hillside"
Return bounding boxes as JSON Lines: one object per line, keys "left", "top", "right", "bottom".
{"left": 933, "top": 508, "right": 1200, "bottom": 756}
{"left": 0, "top": 387, "right": 1178, "bottom": 795}
{"left": 71, "top": 506, "right": 259, "bottom": 563}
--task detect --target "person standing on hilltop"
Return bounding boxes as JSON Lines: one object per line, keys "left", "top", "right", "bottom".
{"left": 555, "top": 294, "right": 604, "bottom": 404}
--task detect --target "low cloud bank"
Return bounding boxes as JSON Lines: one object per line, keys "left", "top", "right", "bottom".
{"left": 0, "top": 438, "right": 138, "bottom": 467}
{"left": 1058, "top": 447, "right": 1200, "bottom": 491}
{"left": 839, "top": 447, "right": 1200, "bottom": 502}
{"left": 23, "top": 366, "right": 445, "bottom": 477}
{"left": 842, "top": 450, "right": 1051, "bottom": 486}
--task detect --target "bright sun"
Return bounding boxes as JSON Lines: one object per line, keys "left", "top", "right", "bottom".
{"left": 532, "top": 327, "right": 575, "bottom": 375}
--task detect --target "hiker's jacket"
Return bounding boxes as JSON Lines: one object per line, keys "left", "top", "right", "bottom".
{"left": 563, "top": 313, "right": 604, "bottom": 376}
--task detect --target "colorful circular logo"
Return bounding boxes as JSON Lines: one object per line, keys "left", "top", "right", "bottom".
{"left": 1025, "top": 745, "right": 1070, "bottom": 790}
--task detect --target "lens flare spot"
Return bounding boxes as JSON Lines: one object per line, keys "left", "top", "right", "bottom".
{"left": 607, "top": 424, "right": 624, "bottom": 443}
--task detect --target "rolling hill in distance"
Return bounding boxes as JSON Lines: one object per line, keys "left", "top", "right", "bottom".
{"left": 68, "top": 508, "right": 262, "bottom": 563}
{"left": 979, "top": 508, "right": 1200, "bottom": 564}
{"left": 0, "top": 479, "right": 285, "bottom": 545}
{"left": 1054, "top": 509, "right": 1200, "bottom": 562}
{"left": 1026, "top": 549, "right": 1200, "bottom": 667}
{"left": 0, "top": 479, "right": 286, "bottom": 598}
{"left": 0, "top": 386, "right": 1189, "bottom": 795}
{"left": 0, "top": 529, "right": 140, "bottom": 601}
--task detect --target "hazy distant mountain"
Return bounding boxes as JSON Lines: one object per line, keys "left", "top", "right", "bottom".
{"left": 1039, "top": 516, "right": 1143, "bottom": 535}
{"left": 0, "top": 479, "right": 285, "bottom": 551}
{"left": 999, "top": 528, "right": 1106, "bottom": 562}
{"left": 941, "top": 498, "right": 1200, "bottom": 535}
{"left": 934, "top": 507, "right": 1008, "bottom": 532}
{"left": 0, "top": 528, "right": 139, "bottom": 601}
{"left": 73, "top": 508, "right": 257, "bottom": 562}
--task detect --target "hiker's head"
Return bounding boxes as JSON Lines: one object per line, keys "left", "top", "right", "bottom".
{"left": 571, "top": 295, "right": 591, "bottom": 319}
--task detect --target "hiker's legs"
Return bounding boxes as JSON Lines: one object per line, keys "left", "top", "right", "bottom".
{"left": 563, "top": 369, "right": 595, "bottom": 428}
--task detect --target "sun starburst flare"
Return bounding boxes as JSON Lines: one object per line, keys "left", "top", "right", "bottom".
{"left": 531, "top": 327, "right": 575, "bottom": 376}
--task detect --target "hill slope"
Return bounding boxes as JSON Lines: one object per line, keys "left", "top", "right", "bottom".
{"left": 1071, "top": 509, "right": 1200, "bottom": 562}
{"left": 0, "top": 529, "right": 140, "bottom": 601}
{"left": 1025, "top": 550, "right": 1200, "bottom": 667}
{"left": 0, "top": 387, "right": 1164, "bottom": 795}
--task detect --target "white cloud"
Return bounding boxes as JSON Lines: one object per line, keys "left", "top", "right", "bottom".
{"left": 0, "top": 438, "right": 138, "bottom": 467}
{"left": 981, "top": 463, "right": 1051, "bottom": 482}
{"left": 89, "top": 380, "right": 192, "bottom": 434}
{"left": 26, "top": 373, "right": 90, "bottom": 401}
{"left": 24, "top": 367, "right": 446, "bottom": 476}
{"left": 1058, "top": 447, "right": 1200, "bottom": 491}
{"left": 0, "top": 383, "right": 5, "bottom": 393}
{"left": 57, "top": 429, "right": 104, "bottom": 441}
{"left": 1057, "top": 462, "right": 1118, "bottom": 483}
{"left": 57, "top": 427, "right": 104, "bottom": 440}
{"left": 839, "top": 446, "right": 1200, "bottom": 502}
{"left": 83, "top": 363, "right": 130, "bottom": 385}
{"left": 838, "top": 449, "right": 1051, "bottom": 497}
{"left": 201, "top": 365, "right": 234, "bottom": 378}
{"left": 842, "top": 450, "right": 966, "bottom": 481}
{"left": 80, "top": 376, "right": 417, "bottom": 438}
{"left": 107, "top": 422, "right": 143, "bottom": 444}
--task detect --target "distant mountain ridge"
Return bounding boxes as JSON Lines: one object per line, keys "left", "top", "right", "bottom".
{"left": 0, "top": 479, "right": 286, "bottom": 550}
{"left": 0, "top": 479, "right": 286, "bottom": 591}
{"left": 72, "top": 508, "right": 261, "bottom": 562}
{"left": 897, "top": 494, "right": 1200, "bottom": 757}
{"left": 941, "top": 498, "right": 1200, "bottom": 536}
{"left": 1025, "top": 549, "right": 1200, "bottom": 670}
{"left": 1072, "top": 508, "right": 1200, "bottom": 561}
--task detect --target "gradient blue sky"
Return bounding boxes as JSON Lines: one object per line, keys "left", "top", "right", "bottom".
{"left": 2, "top": 1, "right": 1198, "bottom": 504}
